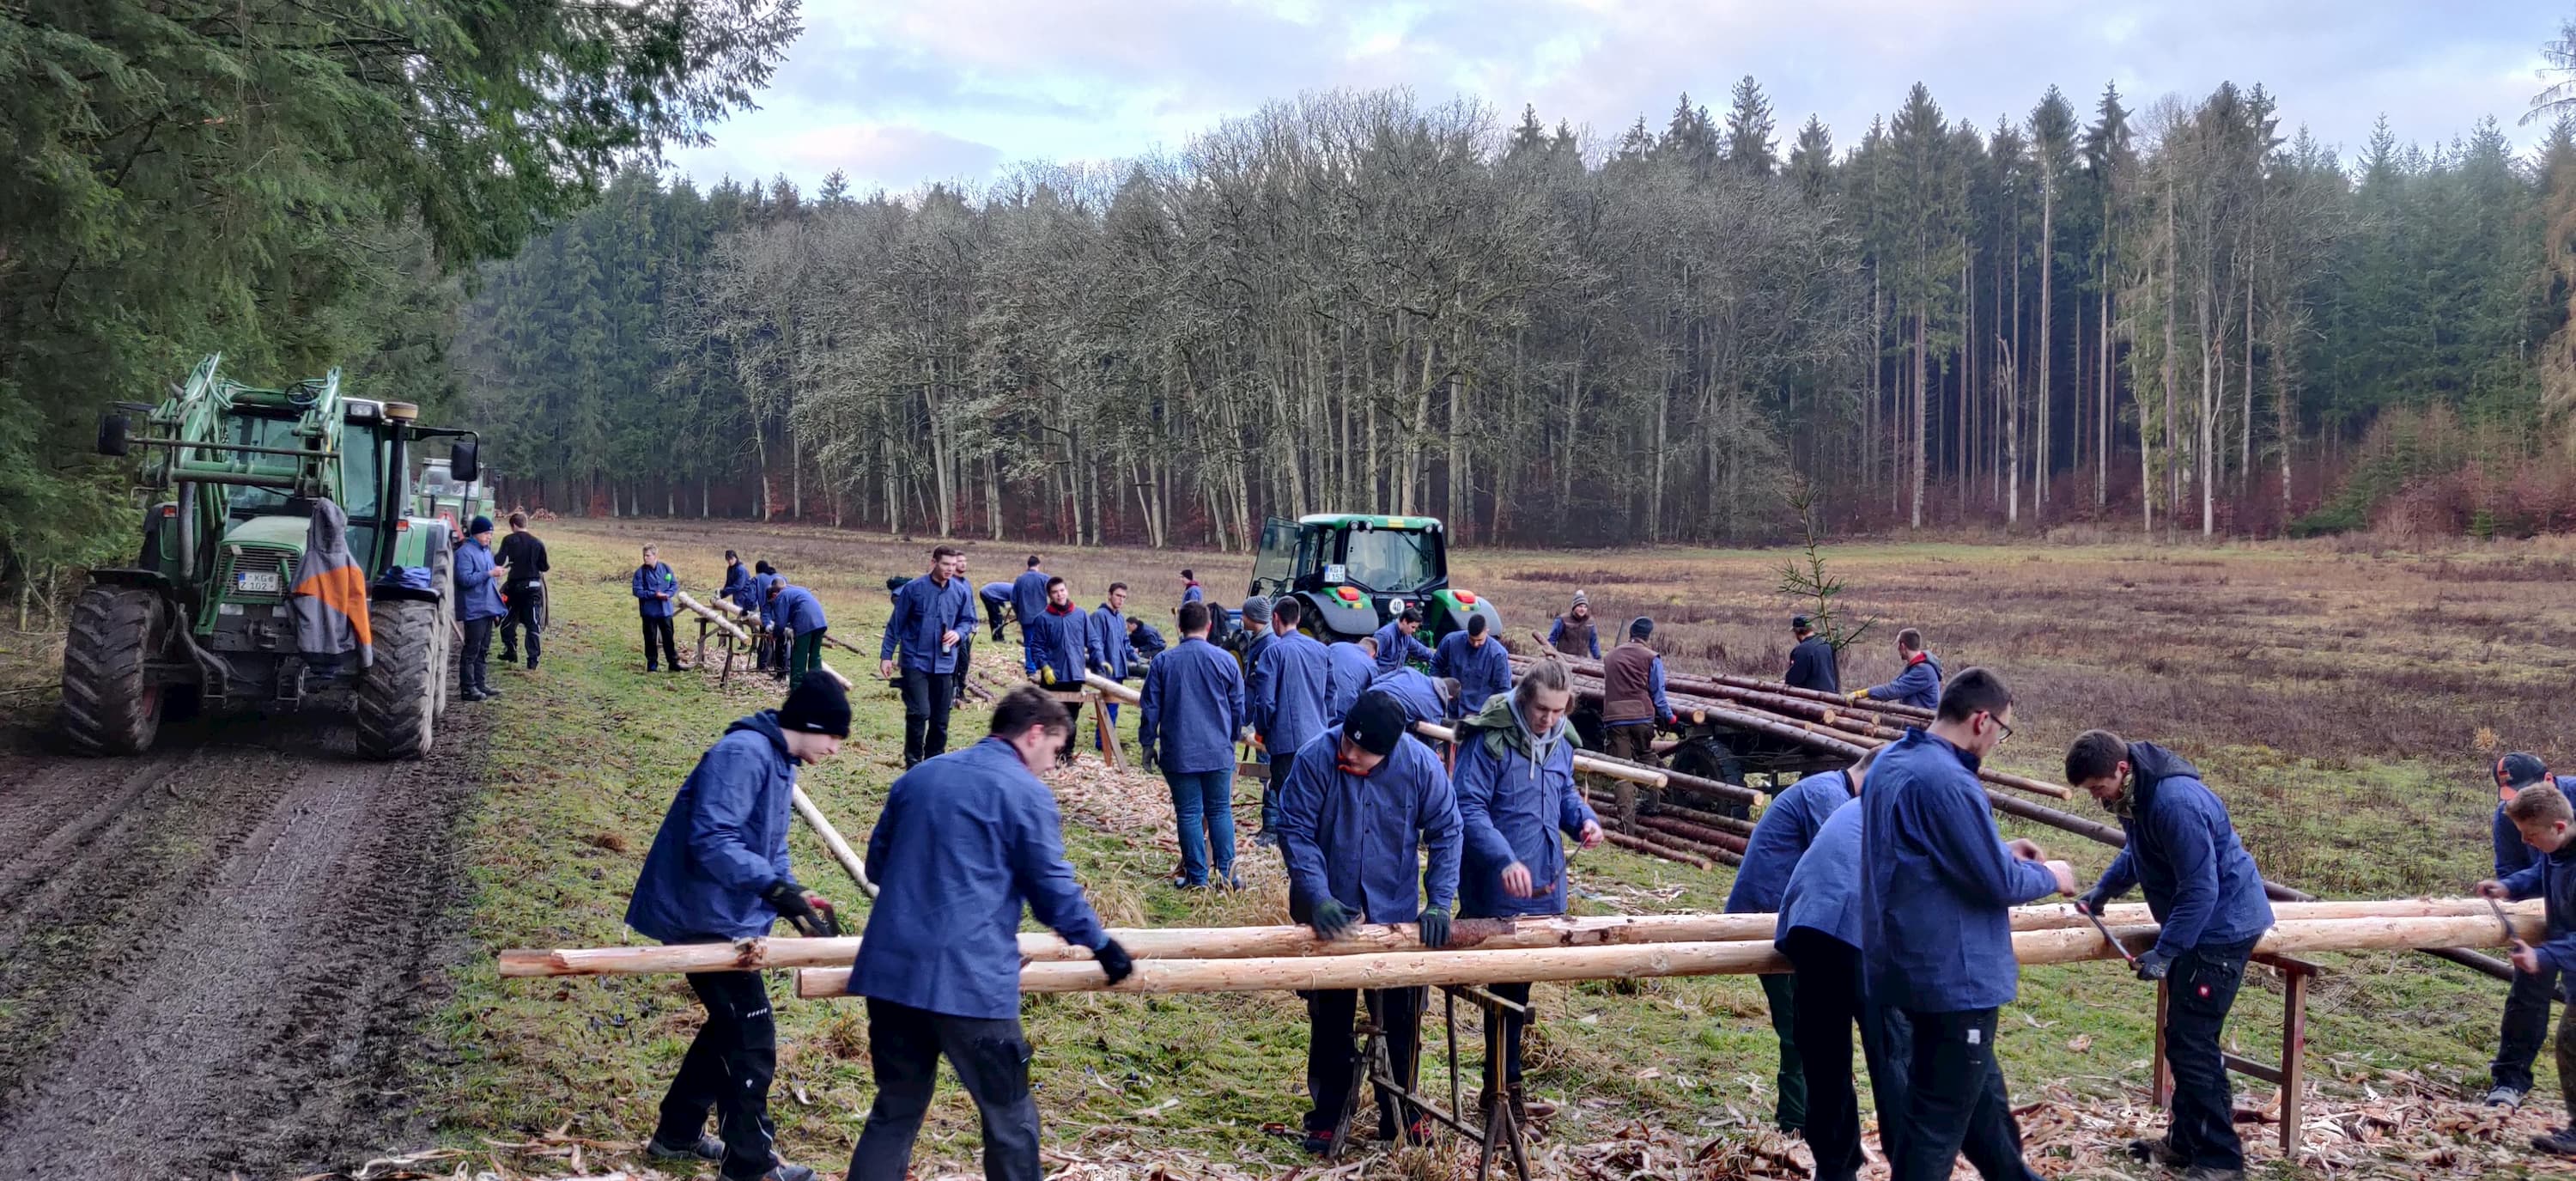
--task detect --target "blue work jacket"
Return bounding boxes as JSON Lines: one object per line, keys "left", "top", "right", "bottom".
{"left": 850, "top": 737, "right": 1109, "bottom": 1020}
{"left": 1372, "top": 620, "right": 1436, "bottom": 673}
{"left": 1252, "top": 630, "right": 1334, "bottom": 755}
{"left": 454, "top": 537, "right": 506, "bottom": 623}
{"left": 746, "top": 573, "right": 779, "bottom": 624}
{"left": 1278, "top": 724, "right": 1461, "bottom": 923}
{"left": 1129, "top": 620, "right": 1169, "bottom": 662}
{"left": 1727, "top": 770, "right": 1856, "bottom": 915}
{"left": 1777, "top": 801, "right": 1868, "bottom": 950}
{"left": 1784, "top": 636, "right": 1841, "bottom": 696}
{"left": 1088, "top": 606, "right": 1135, "bottom": 679}
{"left": 2087, "top": 743, "right": 2275, "bottom": 957}
{"left": 1324, "top": 641, "right": 1376, "bottom": 720}
{"left": 626, "top": 712, "right": 799, "bottom": 942}
{"left": 720, "top": 561, "right": 750, "bottom": 600}
{"left": 1433, "top": 631, "right": 1513, "bottom": 714}
{"left": 1011, "top": 571, "right": 1052, "bottom": 668}
{"left": 1026, "top": 604, "right": 1091, "bottom": 685}
{"left": 1370, "top": 667, "right": 1451, "bottom": 727}
{"left": 2501, "top": 841, "right": 2576, "bottom": 973}
{"left": 2496, "top": 776, "right": 2576, "bottom": 879}
{"left": 1137, "top": 636, "right": 1245, "bottom": 775}
{"left": 1863, "top": 654, "right": 1943, "bottom": 710}
{"left": 880, "top": 573, "right": 977, "bottom": 673}
{"left": 1861, "top": 728, "right": 2062, "bottom": 1013}
{"left": 772, "top": 584, "right": 827, "bottom": 635}
{"left": 631, "top": 561, "right": 677, "bottom": 618}
{"left": 731, "top": 571, "right": 768, "bottom": 618}
{"left": 1453, "top": 697, "right": 1595, "bottom": 920}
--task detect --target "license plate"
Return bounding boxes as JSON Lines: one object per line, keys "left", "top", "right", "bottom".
{"left": 235, "top": 570, "right": 282, "bottom": 594}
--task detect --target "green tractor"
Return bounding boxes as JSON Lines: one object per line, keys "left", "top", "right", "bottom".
{"left": 65, "top": 354, "right": 482, "bottom": 758}
{"left": 1249, "top": 514, "right": 1501, "bottom": 648}
{"left": 413, "top": 455, "right": 486, "bottom": 543}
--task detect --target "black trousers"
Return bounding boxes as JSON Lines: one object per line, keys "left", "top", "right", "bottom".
{"left": 1059, "top": 701, "right": 1083, "bottom": 764}
{"left": 460, "top": 616, "right": 495, "bottom": 694}
{"left": 846, "top": 998, "right": 1042, "bottom": 1181}
{"left": 1783, "top": 929, "right": 1913, "bottom": 1181}
{"left": 641, "top": 612, "right": 679, "bottom": 670}
{"left": 1891, "top": 1008, "right": 2043, "bottom": 1181}
{"left": 953, "top": 637, "right": 975, "bottom": 705}
{"left": 2494, "top": 962, "right": 2563, "bottom": 1092}
{"left": 500, "top": 586, "right": 542, "bottom": 664}
{"left": 896, "top": 668, "right": 955, "bottom": 766}
{"left": 655, "top": 971, "right": 778, "bottom": 1181}
{"left": 2162, "top": 937, "right": 2258, "bottom": 1172}
{"left": 1262, "top": 747, "right": 1297, "bottom": 834}
{"left": 1305, "top": 986, "right": 1425, "bottom": 1136}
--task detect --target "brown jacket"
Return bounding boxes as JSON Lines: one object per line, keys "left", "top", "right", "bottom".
{"left": 1601, "top": 640, "right": 1660, "bottom": 725}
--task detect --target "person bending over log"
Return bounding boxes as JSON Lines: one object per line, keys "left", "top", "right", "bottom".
{"left": 1277, "top": 691, "right": 1462, "bottom": 1154}
{"left": 1727, "top": 747, "right": 1878, "bottom": 1135}
{"left": 879, "top": 545, "right": 977, "bottom": 768}
{"left": 2486, "top": 752, "right": 2576, "bottom": 1109}
{"left": 843, "top": 686, "right": 1135, "bottom": 1181}
{"left": 1850, "top": 628, "right": 1941, "bottom": 710}
{"left": 978, "top": 577, "right": 1015, "bottom": 643}
{"left": 2068, "top": 732, "right": 2275, "bottom": 1181}
{"left": 1453, "top": 656, "right": 1602, "bottom": 1123}
{"left": 1774, "top": 746, "right": 1907, "bottom": 1181}
{"left": 767, "top": 579, "right": 829, "bottom": 684}
{"left": 1861, "top": 667, "right": 2073, "bottom": 1181}
{"left": 624, "top": 672, "right": 853, "bottom": 1181}
{"left": 1368, "top": 664, "right": 1458, "bottom": 737}
{"left": 1138, "top": 600, "right": 1246, "bottom": 889}
{"left": 1250, "top": 596, "right": 1333, "bottom": 848}
{"left": 632, "top": 543, "right": 681, "bottom": 673}
{"left": 1599, "top": 617, "right": 1675, "bottom": 765}
{"left": 2478, "top": 782, "right": 2576, "bottom": 1160}
{"left": 1325, "top": 635, "right": 1376, "bottom": 720}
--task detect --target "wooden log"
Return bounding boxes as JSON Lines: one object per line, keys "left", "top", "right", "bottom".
{"left": 1605, "top": 829, "right": 1711, "bottom": 868}
{"left": 1518, "top": 645, "right": 1934, "bottom": 722}
{"left": 1416, "top": 719, "right": 1764, "bottom": 807}
{"left": 791, "top": 787, "right": 877, "bottom": 899}
{"left": 1637, "top": 813, "right": 1752, "bottom": 853}
{"left": 1084, "top": 671, "right": 1143, "bottom": 705}
{"left": 816, "top": 660, "right": 853, "bottom": 691}
{"left": 673, "top": 591, "right": 750, "bottom": 643}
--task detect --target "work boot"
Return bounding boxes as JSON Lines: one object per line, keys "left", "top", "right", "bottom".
{"left": 461, "top": 689, "right": 488, "bottom": 703}
{"left": 2536, "top": 1129, "right": 2576, "bottom": 1158}
{"left": 645, "top": 1133, "right": 724, "bottom": 1163}
{"left": 2487, "top": 1084, "right": 2530, "bottom": 1108}
{"left": 2179, "top": 1168, "right": 2245, "bottom": 1181}
{"left": 2127, "top": 1136, "right": 2187, "bottom": 1166}
{"left": 1509, "top": 1084, "right": 1556, "bottom": 1121}
{"left": 749, "top": 1166, "right": 817, "bottom": 1181}
{"left": 478, "top": 684, "right": 502, "bottom": 700}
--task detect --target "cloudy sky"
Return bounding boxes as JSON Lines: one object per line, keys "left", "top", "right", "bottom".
{"left": 665, "top": 1, "right": 2568, "bottom": 194}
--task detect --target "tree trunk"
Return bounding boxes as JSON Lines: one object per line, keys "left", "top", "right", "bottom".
{"left": 1911, "top": 307, "right": 1927, "bottom": 529}
{"left": 2098, "top": 271, "right": 2111, "bottom": 507}
{"left": 2037, "top": 170, "right": 2054, "bottom": 520}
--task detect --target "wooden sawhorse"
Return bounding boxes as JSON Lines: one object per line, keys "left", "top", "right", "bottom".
{"left": 2151, "top": 951, "right": 2317, "bottom": 1155}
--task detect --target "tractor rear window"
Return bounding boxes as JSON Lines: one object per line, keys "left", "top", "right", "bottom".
{"left": 1342, "top": 529, "right": 1437, "bottom": 593}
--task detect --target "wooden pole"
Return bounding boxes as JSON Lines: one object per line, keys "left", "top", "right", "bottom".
{"left": 673, "top": 591, "right": 750, "bottom": 643}
{"left": 791, "top": 787, "right": 876, "bottom": 899}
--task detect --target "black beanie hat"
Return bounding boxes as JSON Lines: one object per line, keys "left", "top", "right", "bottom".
{"left": 1629, "top": 615, "right": 1656, "bottom": 641}
{"left": 779, "top": 671, "right": 851, "bottom": 738}
{"left": 1345, "top": 691, "right": 1407, "bottom": 757}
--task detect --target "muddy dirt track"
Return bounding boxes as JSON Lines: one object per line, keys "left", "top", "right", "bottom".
{"left": 0, "top": 703, "right": 484, "bottom": 1180}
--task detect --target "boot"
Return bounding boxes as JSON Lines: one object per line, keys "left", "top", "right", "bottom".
{"left": 1509, "top": 1084, "right": 1556, "bottom": 1121}
{"left": 2128, "top": 1136, "right": 2186, "bottom": 1166}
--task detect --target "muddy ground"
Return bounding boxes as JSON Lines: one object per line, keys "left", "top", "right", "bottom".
{"left": 0, "top": 699, "right": 485, "bottom": 1180}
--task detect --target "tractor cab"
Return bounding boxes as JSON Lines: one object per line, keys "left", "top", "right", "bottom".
{"left": 1251, "top": 514, "right": 1500, "bottom": 644}
{"left": 414, "top": 458, "right": 484, "bottom": 544}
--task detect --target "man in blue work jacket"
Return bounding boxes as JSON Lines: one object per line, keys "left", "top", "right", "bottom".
{"left": 2069, "top": 731, "right": 2275, "bottom": 1181}
{"left": 1454, "top": 657, "right": 1601, "bottom": 1123}
{"left": 879, "top": 545, "right": 979, "bottom": 767}
{"left": 1774, "top": 746, "right": 1905, "bottom": 1181}
{"left": 845, "top": 685, "right": 1136, "bottom": 1181}
{"left": 1852, "top": 627, "right": 1941, "bottom": 711}
{"left": 632, "top": 543, "right": 681, "bottom": 673}
{"left": 1432, "top": 612, "right": 1511, "bottom": 713}
{"left": 979, "top": 579, "right": 1015, "bottom": 643}
{"left": 1139, "top": 601, "right": 1246, "bottom": 887}
{"left": 1325, "top": 636, "right": 1376, "bottom": 720}
{"left": 1727, "top": 752, "right": 1873, "bottom": 1135}
{"left": 1368, "top": 665, "right": 1456, "bottom": 734}
{"left": 738, "top": 562, "right": 777, "bottom": 670}
{"left": 627, "top": 672, "right": 852, "bottom": 1181}
{"left": 1010, "top": 555, "right": 1051, "bottom": 673}
{"left": 1861, "top": 667, "right": 2072, "bottom": 1181}
{"left": 720, "top": 550, "right": 750, "bottom": 603}
{"left": 1277, "top": 691, "right": 1463, "bottom": 1154}
{"left": 1127, "top": 614, "right": 1168, "bottom": 665}
{"left": 1086, "top": 582, "right": 1138, "bottom": 749}
{"left": 453, "top": 515, "right": 507, "bottom": 701}
{"left": 767, "top": 581, "right": 829, "bottom": 683}
{"left": 1025, "top": 575, "right": 1091, "bottom": 764}
{"left": 2488, "top": 752, "right": 2575, "bottom": 1108}
{"left": 1784, "top": 615, "right": 1840, "bottom": 696}
{"left": 1371, "top": 606, "right": 1436, "bottom": 673}
{"left": 1251, "top": 597, "right": 1334, "bottom": 847}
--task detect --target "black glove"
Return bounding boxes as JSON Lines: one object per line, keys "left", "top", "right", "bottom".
{"left": 2134, "top": 947, "right": 2173, "bottom": 983}
{"left": 1310, "top": 898, "right": 1356, "bottom": 941}
{"left": 2074, "top": 892, "right": 2110, "bottom": 916}
{"left": 1418, "top": 910, "right": 1453, "bottom": 950}
{"left": 762, "top": 880, "right": 836, "bottom": 938}
{"left": 1095, "top": 938, "right": 1136, "bottom": 986}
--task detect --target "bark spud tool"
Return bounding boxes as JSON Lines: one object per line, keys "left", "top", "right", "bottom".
{"left": 2075, "top": 900, "right": 2138, "bottom": 968}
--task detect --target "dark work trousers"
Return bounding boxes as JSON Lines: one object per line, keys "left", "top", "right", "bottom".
{"left": 1783, "top": 928, "right": 1913, "bottom": 1181}
{"left": 1758, "top": 971, "right": 1809, "bottom": 1131}
{"left": 896, "top": 668, "right": 955, "bottom": 766}
{"left": 2494, "top": 962, "right": 2563, "bottom": 1092}
{"left": 460, "top": 616, "right": 495, "bottom": 695}
{"left": 2162, "top": 937, "right": 2259, "bottom": 1172}
{"left": 787, "top": 629, "right": 825, "bottom": 682}
{"left": 1891, "top": 1008, "right": 2044, "bottom": 1181}
{"left": 765, "top": 624, "right": 788, "bottom": 674}
{"left": 846, "top": 998, "right": 1042, "bottom": 1181}
{"left": 1305, "top": 986, "right": 1426, "bottom": 1137}
{"left": 953, "top": 637, "right": 975, "bottom": 706}
{"left": 499, "top": 585, "right": 542, "bottom": 665}
{"left": 1263, "top": 747, "right": 1298, "bottom": 835}
{"left": 1059, "top": 700, "right": 1084, "bottom": 764}
{"left": 654, "top": 970, "right": 779, "bottom": 1181}
{"left": 1602, "top": 723, "right": 1659, "bottom": 766}
{"left": 2555, "top": 989, "right": 2576, "bottom": 1123}
{"left": 641, "top": 612, "right": 679, "bottom": 671}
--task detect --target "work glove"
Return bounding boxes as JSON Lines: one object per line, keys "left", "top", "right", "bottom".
{"left": 1309, "top": 898, "right": 1356, "bottom": 941}
{"left": 2133, "top": 947, "right": 2173, "bottom": 983}
{"left": 762, "top": 880, "right": 838, "bottom": 938}
{"left": 1095, "top": 938, "right": 1137, "bottom": 986}
{"left": 1038, "top": 666, "right": 1055, "bottom": 686}
{"left": 2075, "top": 891, "right": 2111, "bottom": 917}
{"left": 1139, "top": 743, "right": 1157, "bottom": 770}
{"left": 1847, "top": 689, "right": 1870, "bottom": 703}
{"left": 1418, "top": 910, "right": 1453, "bottom": 950}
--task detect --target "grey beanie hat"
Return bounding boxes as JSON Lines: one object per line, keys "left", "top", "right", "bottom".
{"left": 1241, "top": 595, "right": 1273, "bottom": 625}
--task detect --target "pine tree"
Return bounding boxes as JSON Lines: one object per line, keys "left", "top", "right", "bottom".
{"left": 1724, "top": 76, "right": 1778, "bottom": 176}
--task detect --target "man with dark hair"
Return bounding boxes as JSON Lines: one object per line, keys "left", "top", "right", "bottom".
{"left": 628, "top": 671, "right": 852, "bottom": 1181}
{"left": 1784, "top": 616, "right": 1838, "bottom": 696}
{"left": 1026, "top": 575, "right": 1091, "bottom": 764}
{"left": 1599, "top": 617, "right": 1674, "bottom": 764}
{"left": 1011, "top": 556, "right": 1050, "bottom": 673}
{"left": 844, "top": 685, "right": 1134, "bottom": 1181}
{"left": 1251, "top": 596, "right": 1332, "bottom": 847}
{"left": 1434, "top": 613, "right": 1511, "bottom": 714}
{"left": 2068, "top": 729, "right": 2274, "bottom": 1181}
{"left": 455, "top": 515, "right": 507, "bottom": 700}
{"left": 1775, "top": 747, "right": 1905, "bottom": 1181}
{"left": 633, "top": 543, "right": 681, "bottom": 673}
{"left": 979, "top": 578, "right": 1015, "bottom": 643}
{"left": 1140, "top": 600, "right": 1246, "bottom": 887}
{"left": 1085, "top": 581, "right": 1138, "bottom": 748}
{"left": 496, "top": 511, "right": 550, "bottom": 669}
{"left": 767, "top": 580, "right": 829, "bottom": 683}
{"left": 879, "top": 545, "right": 979, "bottom": 767}
{"left": 1852, "top": 628, "right": 1941, "bottom": 710}
{"left": 745, "top": 562, "right": 782, "bottom": 673}
{"left": 1371, "top": 606, "right": 1436, "bottom": 673}
{"left": 1325, "top": 636, "right": 1376, "bottom": 720}
{"left": 1277, "top": 690, "right": 1462, "bottom": 1154}
{"left": 1180, "top": 569, "right": 1203, "bottom": 604}
{"left": 1546, "top": 591, "right": 1599, "bottom": 660}
{"left": 2488, "top": 752, "right": 2576, "bottom": 1108}
{"left": 1727, "top": 751, "right": 1876, "bottom": 1135}
{"left": 1368, "top": 664, "right": 1456, "bottom": 734}
{"left": 1127, "top": 613, "right": 1168, "bottom": 664}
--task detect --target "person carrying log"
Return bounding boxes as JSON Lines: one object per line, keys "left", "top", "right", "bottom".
{"left": 879, "top": 545, "right": 978, "bottom": 768}
{"left": 1024, "top": 575, "right": 1091, "bottom": 764}
{"left": 1326, "top": 635, "right": 1376, "bottom": 720}
{"left": 2488, "top": 752, "right": 2576, "bottom": 1108}
{"left": 1861, "top": 667, "right": 2072, "bottom": 1181}
{"left": 842, "top": 685, "right": 1136, "bottom": 1181}
{"left": 1727, "top": 750, "right": 1877, "bottom": 1135}
{"left": 1011, "top": 555, "right": 1050, "bottom": 673}
{"left": 495, "top": 512, "right": 549, "bottom": 671}
{"left": 1546, "top": 590, "right": 1600, "bottom": 660}
{"left": 1434, "top": 613, "right": 1512, "bottom": 714}
{"left": 1251, "top": 597, "right": 1333, "bottom": 848}
{"left": 1084, "top": 581, "right": 1139, "bottom": 748}
{"left": 1599, "top": 617, "right": 1675, "bottom": 765}
{"left": 625, "top": 671, "right": 853, "bottom": 1181}
{"left": 1139, "top": 600, "right": 1246, "bottom": 888}
{"left": 1851, "top": 628, "right": 1941, "bottom": 710}
{"left": 1774, "top": 747, "right": 1906, "bottom": 1181}
{"left": 1276, "top": 690, "right": 1463, "bottom": 1154}
{"left": 2475, "top": 782, "right": 2576, "bottom": 1160}
{"left": 454, "top": 515, "right": 507, "bottom": 701}
{"left": 2066, "top": 732, "right": 2275, "bottom": 1181}
{"left": 1371, "top": 606, "right": 1436, "bottom": 673}
{"left": 1783, "top": 615, "right": 1838, "bottom": 696}
{"left": 767, "top": 580, "right": 829, "bottom": 684}
{"left": 1453, "top": 657, "right": 1601, "bottom": 1123}
{"left": 632, "top": 543, "right": 681, "bottom": 673}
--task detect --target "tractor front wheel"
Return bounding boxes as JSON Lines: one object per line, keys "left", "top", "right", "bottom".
{"left": 60, "top": 584, "right": 169, "bottom": 755}
{"left": 355, "top": 597, "right": 438, "bottom": 760}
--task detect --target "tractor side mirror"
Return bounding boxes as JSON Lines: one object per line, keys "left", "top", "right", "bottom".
{"left": 448, "top": 437, "right": 479, "bottom": 483}
{"left": 97, "top": 412, "right": 131, "bottom": 457}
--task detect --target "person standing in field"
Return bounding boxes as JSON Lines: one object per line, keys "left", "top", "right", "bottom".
{"left": 1025, "top": 575, "right": 1091, "bottom": 763}
{"left": 1727, "top": 753, "right": 1876, "bottom": 1135}
{"left": 879, "top": 545, "right": 978, "bottom": 768}
{"left": 1250, "top": 597, "right": 1333, "bottom": 848}
{"left": 495, "top": 512, "right": 549, "bottom": 671}
{"left": 1599, "top": 617, "right": 1674, "bottom": 765}
{"left": 767, "top": 579, "right": 829, "bottom": 684}
{"left": 2488, "top": 752, "right": 2576, "bottom": 1108}
{"left": 720, "top": 550, "right": 750, "bottom": 606}
{"left": 626, "top": 671, "right": 852, "bottom": 1181}
{"left": 1433, "top": 613, "right": 1511, "bottom": 714}
{"left": 1371, "top": 606, "right": 1436, "bottom": 673}
{"left": 2067, "top": 730, "right": 2275, "bottom": 1181}
{"left": 1010, "top": 555, "right": 1050, "bottom": 673}
{"left": 632, "top": 543, "right": 681, "bottom": 673}
{"left": 1138, "top": 601, "right": 1246, "bottom": 888}
{"left": 1862, "top": 667, "right": 2071, "bottom": 1181}
{"left": 1784, "top": 615, "right": 1839, "bottom": 696}
{"left": 1774, "top": 747, "right": 1907, "bottom": 1181}
{"left": 1452, "top": 657, "right": 1601, "bottom": 1123}
{"left": 1180, "top": 569, "right": 1204, "bottom": 605}
{"left": 1546, "top": 591, "right": 1600, "bottom": 660}
{"left": 1085, "top": 581, "right": 1138, "bottom": 749}
{"left": 843, "top": 685, "right": 1136, "bottom": 1181}
{"left": 453, "top": 515, "right": 507, "bottom": 701}
{"left": 1852, "top": 628, "right": 1941, "bottom": 710}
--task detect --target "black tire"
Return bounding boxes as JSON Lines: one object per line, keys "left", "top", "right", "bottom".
{"left": 1669, "top": 736, "right": 1753, "bottom": 820}
{"left": 60, "top": 585, "right": 168, "bottom": 755}
{"left": 355, "top": 597, "right": 437, "bottom": 760}
{"left": 428, "top": 545, "right": 454, "bottom": 717}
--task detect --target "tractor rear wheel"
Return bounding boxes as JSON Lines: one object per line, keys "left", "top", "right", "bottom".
{"left": 61, "top": 584, "right": 169, "bottom": 755}
{"left": 355, "top": 597, "right": 437, "bottom": 760}
{"left": 1668, "top": 735, "right": 1753, "bottom": 820}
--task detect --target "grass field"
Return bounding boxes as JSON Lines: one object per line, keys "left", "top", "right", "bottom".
{"left": 381, "top": 517, "right": 2576, "bottom": 1179}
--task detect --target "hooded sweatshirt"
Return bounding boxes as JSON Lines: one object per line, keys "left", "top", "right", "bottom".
{"left": 1453, "top": 692, "right": 1596, "bottom": 920}
{"left": 626, "top": 712, "right": 799, "bottom": 942}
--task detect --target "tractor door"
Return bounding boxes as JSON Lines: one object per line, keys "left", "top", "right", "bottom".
{"left": 1251, "top": 517, "right": 1299, "bottom": 597}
